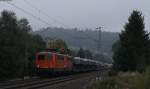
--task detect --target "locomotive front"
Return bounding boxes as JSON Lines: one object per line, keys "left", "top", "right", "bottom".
{"left": 35, "top": 51, "right": 72, "bottom": 75}
{"left": 35, "top": 52, "right": 54, "bottom": 75}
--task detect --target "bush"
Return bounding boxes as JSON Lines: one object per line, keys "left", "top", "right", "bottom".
{"left": 108, "top": 69, "right": 118, "bottom": 76}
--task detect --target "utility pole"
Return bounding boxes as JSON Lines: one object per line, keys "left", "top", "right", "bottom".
{"left": 96, "top": 26, "right": 103, "bottom": 54}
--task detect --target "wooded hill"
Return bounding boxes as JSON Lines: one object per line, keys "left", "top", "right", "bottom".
{"left": 33, "top": 27, "right": 119, "bottom": 57}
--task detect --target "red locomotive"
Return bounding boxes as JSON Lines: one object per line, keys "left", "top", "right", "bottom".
{"left": 35, "top": 50, "right": 72, "bottom": 75}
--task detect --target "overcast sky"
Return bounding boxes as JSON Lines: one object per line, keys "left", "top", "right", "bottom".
{"left": 0, "top": 0, "right": 150, "bottom": 32}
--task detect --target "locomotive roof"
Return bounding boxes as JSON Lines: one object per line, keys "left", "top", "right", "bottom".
{"left": 37, "top": 51, "right": 52, "bottom": 54}
{"left": 37, "top": 51, "right": 71, "bottom": 57}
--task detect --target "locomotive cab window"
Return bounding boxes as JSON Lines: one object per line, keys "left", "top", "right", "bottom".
{"left": 38, "top": 53, "right": 52, "bottom": 60}
{"left": 37, "top": 54, "right": 46, "bottom": 60}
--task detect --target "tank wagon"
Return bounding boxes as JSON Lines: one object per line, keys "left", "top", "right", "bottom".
{"left": 35, "top": 51, "right": 102, "bottom": 75}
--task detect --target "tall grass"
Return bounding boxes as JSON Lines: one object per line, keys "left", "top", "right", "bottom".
{"left": 88, "top": 77, "right": 122, "bottom": 89}
{"left": 143, "top": 66, "right": 150, "bottom": 89}
{"left": 88, "top": 67, "right": 150, "bottom": 89}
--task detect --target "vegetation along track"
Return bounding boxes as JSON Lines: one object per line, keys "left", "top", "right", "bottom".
{"left": 0, "top": 72, "right": 98, "bottom": 89}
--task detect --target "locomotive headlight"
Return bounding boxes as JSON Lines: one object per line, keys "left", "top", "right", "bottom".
{"left": 37, "top": 65, "right": 40, "bottom": 68}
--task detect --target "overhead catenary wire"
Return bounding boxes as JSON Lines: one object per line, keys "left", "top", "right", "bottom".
{"left": 7, "top": 1, "right": 52, "bottom": 27}
{"left": 7, "top": 1, "right": 76, "bottom": 39}
{"left": 6, "top": 1, "right": 100, "bottom": 50}
{"left": 23, "top": 0, "right": 77, "bottom": 38}
{"left": 23, "top": 0, "right": 69, "bottom": 28}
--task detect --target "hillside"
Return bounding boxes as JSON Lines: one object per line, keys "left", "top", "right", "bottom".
{"left": 33, "top": 27, "right": 119, "bottom": 56}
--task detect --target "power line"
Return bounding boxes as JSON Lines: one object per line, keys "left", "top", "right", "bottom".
{"left": 7, "top": 1, "right": 52, "bottom": 26}
{"left": 6, "top": 1, "right": 75, "bottom": 39}
{"left": 23, "top": 0, "right": 69, "bottom": 28}
{"left": 6, "top": 1, "right": 102, "bottom": 51}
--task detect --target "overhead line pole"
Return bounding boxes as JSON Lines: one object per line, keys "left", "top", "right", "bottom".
{"left": 96, "top": 26, "right": 103, "bottom": 54}
{"left": 76, "top": 27, "right": 103, "bottom": 54}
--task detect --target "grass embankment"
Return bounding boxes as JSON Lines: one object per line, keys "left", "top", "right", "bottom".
{"left": 88, "top": 67, "right": 150, "bottom": 89}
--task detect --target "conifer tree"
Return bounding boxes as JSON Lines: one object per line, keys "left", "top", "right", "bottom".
{"left": 77, "top": 48, "right": 85, "bottom": 58}
{"left": 113, "top": 10, "right": 150, "bottom": 72}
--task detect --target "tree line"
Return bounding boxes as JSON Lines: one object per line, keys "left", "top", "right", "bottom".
{"left": 0, "top": 10, "right": 45, "bottom": 80}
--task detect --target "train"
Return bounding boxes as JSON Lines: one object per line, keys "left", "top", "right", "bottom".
{"left": 35, "top": 50, "right": 104, "bottom": 75}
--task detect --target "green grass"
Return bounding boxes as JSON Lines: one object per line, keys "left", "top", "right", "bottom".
{"left": 87, "top": 77, "right": 122, "bottom": 89}
{"left": 88, "top": 67, "right": 150, "bottom": 89}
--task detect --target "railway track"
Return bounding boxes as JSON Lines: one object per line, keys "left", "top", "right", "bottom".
{"left": 0, "top": 77, "right": 41, "bottom": 87}
{"left": 0, "top": 71, "right": 98, "bottom": 89}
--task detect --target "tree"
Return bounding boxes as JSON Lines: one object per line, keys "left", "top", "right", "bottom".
{"left": 77, "top": 48, "right": 85, "bottom": 58}
{"left": 113, "top": 10, "right": 150, "bottom": 72}
{"left": 84, "top": 50, "right": 93, "bottom": 59}
{"left": 18, "top": 18, "right": 31, "bottom": 32}
{"left": 0, "top": 10, "right": 24, "bottom": 78}
{"left": 0, "top": 10, "right": 46, "bottom": 79}
{"left": 27, "top": 34, "right": 46, "bottom": 75}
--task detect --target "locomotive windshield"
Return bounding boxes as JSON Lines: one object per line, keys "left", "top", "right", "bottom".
{"left": 37, "top": 54, "right": 46, "bottom": 60}
{"left": 37, "top": 53, "right": 52, "bottom": 60}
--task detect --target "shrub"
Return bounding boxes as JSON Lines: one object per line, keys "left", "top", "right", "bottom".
{"left": 108, "top": 69, "right": 118, "bottom": 76}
